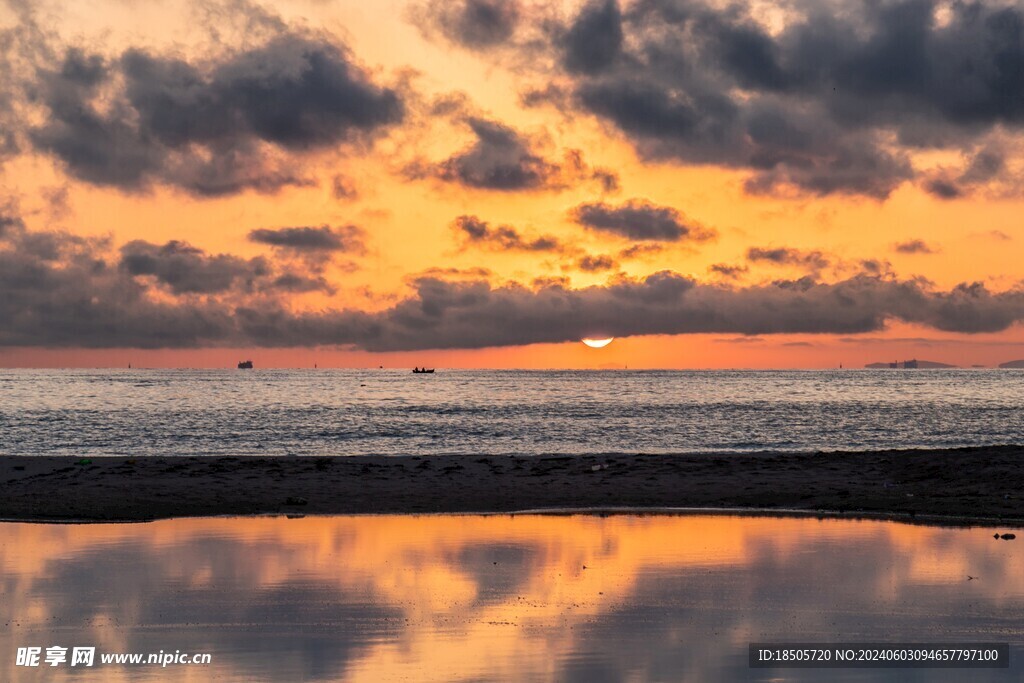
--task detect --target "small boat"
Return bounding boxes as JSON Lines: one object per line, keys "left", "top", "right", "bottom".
{"left": 412, "top": 367, "right": 435, "bottom": 374}
{"left": 237, "top": 360, "right": 254, "bottom": 369}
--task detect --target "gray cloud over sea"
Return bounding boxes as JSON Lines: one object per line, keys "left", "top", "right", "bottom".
{"left": 4, "top": 213, "right": 1024, "bottom": 350}
{"left": 469, "top": 0, "right": 1024, "bottom": 199}
{"left": 571, "top": 199, "right": 713, "bottom": 242}
{"left": 6, "top": 21, "right": 404, "bottom": 196}
{"left": 3, "top": 0, "right": 1024, "bottom": 201}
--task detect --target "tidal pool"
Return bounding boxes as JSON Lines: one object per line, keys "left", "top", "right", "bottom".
{"left": 1, "top": 514, "right": 1022, "bottom": 681}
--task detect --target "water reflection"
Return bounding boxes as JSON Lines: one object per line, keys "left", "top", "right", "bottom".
{"left": 1, "top": 514, "right": 1022, "bottom": 681}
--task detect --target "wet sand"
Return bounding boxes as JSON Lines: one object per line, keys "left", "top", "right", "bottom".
{"left": 2, "top": 446, "right": 1023, "bottom": 524}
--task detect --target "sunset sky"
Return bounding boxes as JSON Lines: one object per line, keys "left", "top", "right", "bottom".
{"left": 3, "top": 0, "right": 1024, "bottom": 368}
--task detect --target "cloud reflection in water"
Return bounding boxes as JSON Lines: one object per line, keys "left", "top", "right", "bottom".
{"left": 1, "top": 514, "right": 1022, "bottom": 682}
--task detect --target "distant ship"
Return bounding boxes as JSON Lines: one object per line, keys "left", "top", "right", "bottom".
{"left": 412, "top": 367, "right": 434, "bottom": 374}
{"left": 237, "top": 360, "right": 254, "bottom": 369}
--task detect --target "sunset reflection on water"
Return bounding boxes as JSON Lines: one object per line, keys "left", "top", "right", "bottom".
{"left": 1, "top": 514, "right": 1022, "bottom": 682}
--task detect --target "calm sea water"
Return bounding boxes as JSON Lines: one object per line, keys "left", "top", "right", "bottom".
{"left": 2, "top": 514, "right": 1021, "bottom": 682}
{"left": 1, "top": 369, "right": 1024, "bottom": 456}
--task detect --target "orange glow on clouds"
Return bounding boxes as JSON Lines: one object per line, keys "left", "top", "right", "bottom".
{"left": 1, "top": 0, "right": 1024, "bottom": 367}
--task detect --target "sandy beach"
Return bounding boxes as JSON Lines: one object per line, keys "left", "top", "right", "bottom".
{"left": 2, "top": 446, "right": 1023, "bottom": 524}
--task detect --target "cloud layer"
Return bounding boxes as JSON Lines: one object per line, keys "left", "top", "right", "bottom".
{"left": 248, "top": 225, "right": 366, "bottom": 254}
{"left": 406, "top": 117, "right": 614, "bottom": 192}
{"left": 417, "top": 0, "right": 521, "bottom": 49}
{"left": 22, "top": 32, "right": 403, "bottom": 196}
{"left": 571, "top": 199, "right": 713, "bottom": 241}
{"left": 4, "top": 215, "right": 1024, "bottom": 350}
{"left": 747, "top": 246, "right": 830, "bottom": 272}
{"left": 6, "top": 0, "right": 1024, "bottom": 202}
{"left": 508, "top": 0, "right": 1024, "bottom": 198}
{"left": 453, "top": 215, "right": 562, "bottom": 251}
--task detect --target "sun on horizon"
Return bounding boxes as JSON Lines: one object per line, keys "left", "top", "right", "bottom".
{"left": 1, "top": 0, "right": 1024, "bottom": 370}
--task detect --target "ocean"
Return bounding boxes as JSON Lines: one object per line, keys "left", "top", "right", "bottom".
{"left": 1, "top": 368, "right": 1023, "bottom": 457}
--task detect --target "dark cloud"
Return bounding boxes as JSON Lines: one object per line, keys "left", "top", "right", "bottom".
{"left": 747, "top": 247, "right": 830, "bottom": 272}
{"left": 7, "top": 218, "right": 1024, "bottom": 350}
{"left": 270, "top": 272, "right": 335, "bottom": 294}
{"left": 922, "top": 147, "right": 1007, "bottom": 198}
{"left": 416, "top": 266, "right": 494, "bottom": 280}
{"left": 407, "top": 118, "right": 555, "bottom": 190}
{"left": 408, "top": 117, "right": 603, "bottom": 192}
{"left": 519, "top": 83, "right": 571, "bottom": 110}
{"left": 184, "top": 35, "right": 400, "bottom": 148}
{"left": 314, "top": 272, "right": 1024, "bottom": 350}
{"left": 894, "top": 239, "right": 936, "bottom": 254}
{"left": 572, "top": 72, "right": 913, "bottom": 199}
{"left": 417, "top": 0, "right": 520, "bottom": 49}
{"left": 481, "top": 0, "right": 1024, "bottom": 198}
{"left": 618, "top": 243, "right": 664, "bottom": 259}
{"left": 117, "top": 236, "right": 340, "bottom": 297}
{"left": 592, "top": 167, "right": 620, "bottom": 194}
{"left": 331, "top": 174, "right": 358, "bottom": 200}
{"left": 0, "top": 130, "right": 16, "bottom": 160}
{"left": 576, "top": 254, "right": 618, "bottom": 272}
{"left": 923, "top": 176, "right": 962, "bottom": 199}
{"left": 562, "top": 0, "right": 623, "bottom": 74}
{"left": 0, "top": 217, "right": 350, "bottom": 348}
{"left": 960, "top": 149, "right": 1006, "bottom": 184}
{"left": 0, "top": 211, "right": 24, "bottom": 238}
{"left": 453, "top": 215, "right": 562, "bottom": 252}
{"left": 119, "top": 240, "right": 272, "bottom": 295}
{"left": 858, "top": 258, "right": 894, "bottom": 277}
{"left": 427, "top": 91, "right": 473, "bottom": 118}
{"left": 248, "top": 225, "right": 365, "bottom": 254}
{"left": 531, "top": 275, "right": 571, "bottom": 289}
{"left": 571, "top": 199, "right": 713, "bottom": 242}
{"left": 708, "top": 263, "right": 748, "bottom": 279}
{"left": 27, "top": 33, "right": 403, "bottom": 196}
{"left": 0, "top": 228, "right": 232, "bottom": 348}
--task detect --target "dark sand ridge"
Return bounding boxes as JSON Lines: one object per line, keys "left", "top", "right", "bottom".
{"left": 2, "top": 446, "right": 1024, "bottom": 525}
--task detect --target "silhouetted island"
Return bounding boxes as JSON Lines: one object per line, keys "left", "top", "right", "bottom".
{"left": 864, "top": 359, "right": 957, "bottom": 369}
{"left": 999, "top": 360, "right": 1024, "bottom": 368}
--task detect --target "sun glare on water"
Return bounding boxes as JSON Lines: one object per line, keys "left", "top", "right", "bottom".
{"left": 581, "top": 338, "right": 614, "bottom": 349}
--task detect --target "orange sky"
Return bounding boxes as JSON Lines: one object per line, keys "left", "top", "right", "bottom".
{"left": 2, "top": 0, "right": 1024, "bottom": 368}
